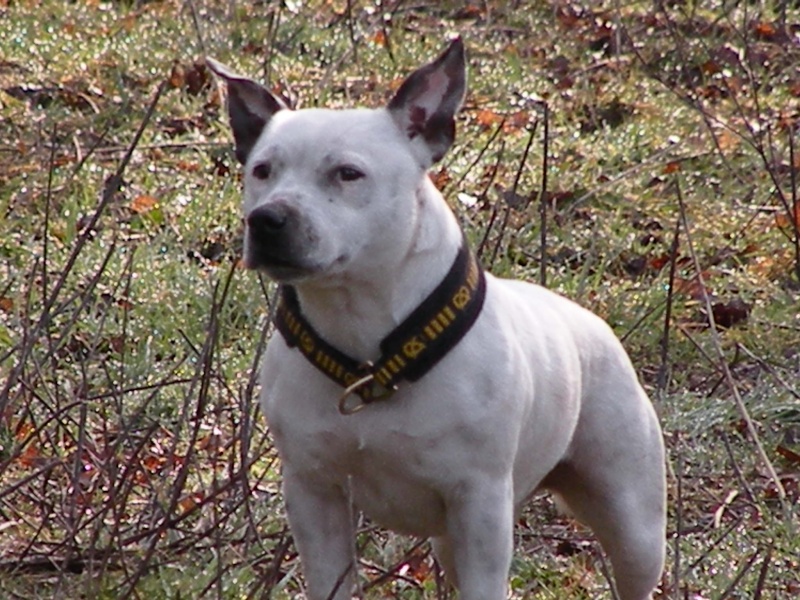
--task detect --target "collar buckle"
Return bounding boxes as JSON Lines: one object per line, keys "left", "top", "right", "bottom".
{"left": 337, "top": 365, "right": 398, "bottom": 415}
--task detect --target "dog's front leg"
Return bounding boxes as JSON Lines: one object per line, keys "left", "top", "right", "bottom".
{"left": 283, "top": 472, "right": 356, "bottom": 600}
{"left": 444, "top": 477, "right": 514, "bottom": 600}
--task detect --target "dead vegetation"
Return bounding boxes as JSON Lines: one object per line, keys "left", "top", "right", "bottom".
{"left": 0, "top": 1, "right": 798, "bottom": 598}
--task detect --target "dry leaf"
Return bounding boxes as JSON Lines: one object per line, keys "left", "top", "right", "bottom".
{"left": 775, "top": 201, "right": 800, "bottom": 229}
{"left": 475, "top": 108, "right": 503, "bottom": 129}
{"left": 17, "top": 443, "right": 41, "bottom": 468}
{"left": 753, "top": 21, "right": 777, "bottom": 40}
{"left": 169, "top": 61, "right": 185, "bottom": 89}
{"left": 717, "top": 129, "right": 741, "bottom": 152}
{"left": 176, "top": 160, "right": 200, "bottom": 173}
{"left": 711, "top": 298, "right": 750, "bottom": 328}
{"left": 15, "top": 420, "right": 34, "bottom": 440}
{"left": 429, "top": 167, "right": 450, "bottom": 190}
{"left": 674, "top": 275, "right": 710, "bottom": 300}
{"left": 141, "top": 454, "right": 165, "bottom": 473}
{"left": 503, "top": 110, "right": 530, "bottom": 133}
{"left": 130, "top": 194, "right": 158, "bottom": 214}
{"left": 178, "top": 492, "right": 205, "bottom": 515}
{"left": 454, "top": 4, "right": 484, "bottom": 19}
{"left": 196, "top": 426, "right": 224, "bottom": 454}
{"left": 371, "top": 31, "right": 387, "bottom": 46}
{"left": 776, "top": 445, "right": 800, "bottom": 466}
{"left": 648, "top": 254, "right": 671, "bottom": 271}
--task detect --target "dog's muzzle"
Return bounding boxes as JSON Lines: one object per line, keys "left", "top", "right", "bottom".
{"left": 244, "top": 204, "right": 313, "bottom": 278}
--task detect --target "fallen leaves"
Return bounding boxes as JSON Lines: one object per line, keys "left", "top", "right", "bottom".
{"left": 1, "top": 3, "right": 798, "bottom": 597}
{"left": 168, "top": 60, "right": 211, "bottom": 96}
{"left": 775, "top": 200, "right": 800, "bottom": 230}
{"left": 579, "top": 99, "right": 634, "bottom": 133}
{"left": 711, "top": 298, "right": 751, "bottom": 328}
{"left": 776, "top": 445, "right": 800, "bottom": 466}
{"left": 178, "top": 492, "right": 206, "bottom": 516}
{"left": 130, "top": 194, "right": 159, "bottom": 214}
{"left": 473, "top": 108, "right": 531, "bottom": 133}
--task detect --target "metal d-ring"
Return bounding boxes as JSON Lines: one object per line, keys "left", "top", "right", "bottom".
{"left": 338, "top": 373, "right": 375, "bottom": 415}
{"left": 337, "top": 372, "right": 398, "bottom": 415}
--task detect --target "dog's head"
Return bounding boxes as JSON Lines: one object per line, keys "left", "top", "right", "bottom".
{"left": 207, "top": 38, "right": 466, "bottom": 283}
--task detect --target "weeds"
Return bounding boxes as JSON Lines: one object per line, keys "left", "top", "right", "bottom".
{"left": 1, "top": 1, "right": 798, "bottom": 598}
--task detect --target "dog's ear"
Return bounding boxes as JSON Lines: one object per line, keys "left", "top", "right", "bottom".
{"left": 387, "top": 37, "right": 466, "bottom": 166}
{"left": 206, "top": 58, "right": 287, "bottom": 164}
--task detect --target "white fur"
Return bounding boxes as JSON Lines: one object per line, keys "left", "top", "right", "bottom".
{"left": 215, "top": 45, "right": 666, "bottom": 600}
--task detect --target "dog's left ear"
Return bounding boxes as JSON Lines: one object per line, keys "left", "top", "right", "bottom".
{"left": 387, "top": 37, "right": 466, "bottom": 166}
{"left": 206, "top": 58, "right": 287, "bottom": 164}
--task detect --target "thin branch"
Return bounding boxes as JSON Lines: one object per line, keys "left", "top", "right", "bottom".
{"left": 0, "top": 80, "right": 167, "bottom": 416}
{"left": 489, "top": 120, "right": 538, "bottom": 269}
{"left": 673, "top": 446, "right": 683, "bottom": 599}
{"left": 675, "top": 179, "right": 791, "bottom": 518}
{"left": 538, "top": 102, "right": 549, "bottom": 287}
{"left": 657, "top": 213, "right": 681, "bottom": 401}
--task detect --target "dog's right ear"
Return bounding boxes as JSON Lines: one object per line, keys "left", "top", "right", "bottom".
{"left": 206, "top": 58, "right": 287, "bottom": 164}
{"left": 387, "top": 37, "right": 466, "bottom": 166}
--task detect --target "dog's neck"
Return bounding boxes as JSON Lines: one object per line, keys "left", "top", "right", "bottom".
{"left": 289, "top": 177, "right": 463, "bottom": 362}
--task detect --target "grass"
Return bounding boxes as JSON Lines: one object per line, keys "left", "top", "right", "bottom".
{"left": 1, "top": 1, "right": 799, "bottom": 598}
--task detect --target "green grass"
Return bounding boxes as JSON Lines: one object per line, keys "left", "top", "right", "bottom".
{"left": 1, "top": 1, "right": 799, "bottom": 598}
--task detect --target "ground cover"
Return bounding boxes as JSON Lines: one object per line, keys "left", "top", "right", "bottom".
{"left": 0, "top": 1, "right": 798, "bottom": 598}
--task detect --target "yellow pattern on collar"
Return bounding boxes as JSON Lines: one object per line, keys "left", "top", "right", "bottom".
{"left": 274, "top": 240, "right": 486, "bottom": 413}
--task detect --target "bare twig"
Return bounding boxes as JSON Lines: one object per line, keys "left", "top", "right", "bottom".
{"left": 657, "top": 213, "right": 681, "bottom": 401}
{"left": 0, "top": 81, "right": 167, "bottom": 417}
{"left": 753, "top": 543, "right": 773, "bottom": 600}
{"left": 538, "top": 102, "right": 549, "bottom": 287}
{"left": 363, "top": 538, "right": 429, "bottom": 591}
{"left": 720, "top": 430, "right": 757, "bottom": 506}
{"left": 261, "top": 2, "right": 282, "bottom": 86}
{"left": 713, "top": 548, "right": 760, "bottom": 600}
{"left": 476, "top": 140, "right": 506, "bottom": 260}
{"left": 185, "top": 0, "right": 207, "bottom": 56}
{"left": 597, "top": 549, "right": 622, "bottom": 600}
{"left": 345, "top": 0, "right": 359, "bottom": 65}
{"left": 682, "top": 514, "right": 745, "bottom": 579}
{"left": 489, "top": 121, "right": 538, "bottom": 269}
{"left": 118, "top": 261, "right": 238, "bottom": 597}
{"left": 673, "top": 446, "right": 683, "bottom": 599}
{"left": 42, "top": 123, "right": 57, "bottom": 304}
{"left": 316, "top": 0, "right": 406, "bottom": 94}
{"left": 453, "top": 119, "right": 505, "bottom": 193}
{"left": 675, "top": 179, "right": 791, "bottom": 518}
{"left": 736, "top": 343, "right": 800, "bottom": 400}
{"left": 785, "top": 122, "right": 800, "bottom": 281}
{"left": 324, "top": 561, "right": 355, "bottom": 600}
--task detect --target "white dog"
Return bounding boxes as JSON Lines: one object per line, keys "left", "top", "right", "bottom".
{"left": 208, "top": 38, "right": 666, "bottom": 600}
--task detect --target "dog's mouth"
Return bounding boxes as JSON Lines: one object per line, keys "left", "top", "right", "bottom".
{"left": 244, "top": 249, "right": 321, "bottom": 282}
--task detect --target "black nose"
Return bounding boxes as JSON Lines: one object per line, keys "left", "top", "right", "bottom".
{"left": 247, "top": 204, "right": 288, "bottom": 235}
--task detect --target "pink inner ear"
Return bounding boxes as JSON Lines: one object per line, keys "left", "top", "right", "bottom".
{"left": 418, "top": 72, "right": 448, "bottom": 114}
{"left": 404, "top": 72, "right": 450, "bottom": 138}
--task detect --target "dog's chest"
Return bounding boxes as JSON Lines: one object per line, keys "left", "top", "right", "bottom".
{"left": 269, "top": 396, "right": 451, "bottom": 535}
{"left": 347, "top": 434, "right": 448, "bottom": 536}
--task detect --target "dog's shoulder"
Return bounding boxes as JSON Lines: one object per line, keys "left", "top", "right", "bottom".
{"left": 485, "top": 274, "right": 623, "bottom": 349}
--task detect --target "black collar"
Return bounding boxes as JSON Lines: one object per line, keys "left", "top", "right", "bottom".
{"left": 274, "top": 238, "right": 487, "bottom": 413}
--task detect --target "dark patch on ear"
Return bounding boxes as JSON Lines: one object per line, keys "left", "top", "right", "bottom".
{"left": 424, "top": 114, "right": 456, "bottom": 163}
{"left": 228, "top": 88, "right": 267, "bottom": 164}
{"left": 206, "top": 57, "right": 286, "bottom": 164}
{"left": 387, "top": 37, "right": 466, "bottom": 165}
{"left": 407, "top": 106, "right": 427, "bottom": 138}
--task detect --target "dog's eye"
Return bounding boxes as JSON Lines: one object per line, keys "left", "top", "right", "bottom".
{"left": 252, "top": 162, "right": 272, "bottom": 180}
{"left": 336, "top": 166, "right": 365, "bottom": 182}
